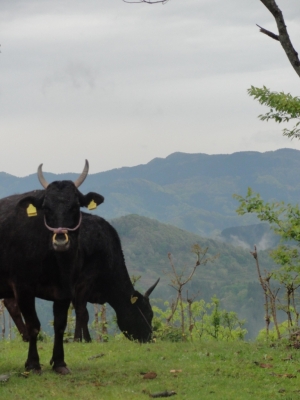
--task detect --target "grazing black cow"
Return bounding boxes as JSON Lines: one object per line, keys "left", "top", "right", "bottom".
{"left": 3, "top": 213, "right": 159, "bottom": 344}
{"left": 73, "top": 213, "right": 159, "bottom": 343}
{"left": 0, "top": 161, "right": 104, "bottom": 374}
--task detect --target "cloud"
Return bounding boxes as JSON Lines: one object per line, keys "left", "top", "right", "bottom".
{"left": 43, "top": 62, "right": 98, "bottom": 92}
{"left": 1, "top": 0, "right": 300, "bottom": 176}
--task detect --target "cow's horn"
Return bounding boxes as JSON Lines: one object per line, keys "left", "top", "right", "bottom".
{"left": 73, "top": 160, "right": 89, "bottom": 188}
{"left": 144, "top": 278, "right": 160, "bottom": 298}
{"left": 37, "top": 164, "right": 49, "bottom": 189}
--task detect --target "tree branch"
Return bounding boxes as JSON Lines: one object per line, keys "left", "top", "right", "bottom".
{"left": 123, "top": 0, "right": 169, "bottom": 4}
{"left": 259, "top": 0, "right": 300, "bottom": 78}
{"left": 256, "top": 24, "right": 279, "bottom": 41}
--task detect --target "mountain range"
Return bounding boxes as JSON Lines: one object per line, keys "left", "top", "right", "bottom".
{"left": 1, "top": 148, "right": 300, "bottom": 239}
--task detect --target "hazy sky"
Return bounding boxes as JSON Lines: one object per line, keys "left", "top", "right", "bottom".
{"left": 1, "top": 0, "right": 300, "bottom": 176}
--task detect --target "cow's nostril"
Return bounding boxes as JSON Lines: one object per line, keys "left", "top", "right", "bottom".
{"left": 53, "top": 233, "right": 69, "bottom": 246}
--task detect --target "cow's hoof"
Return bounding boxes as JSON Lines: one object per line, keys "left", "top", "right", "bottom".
{"left": 53, "top": 366, "right": 71, "bottom": 375}
{"left": 25, "top": 367, "right": 42, "bottom": 375}
{"left": 32, "top": 368, "right": 42, "bottom": 375}
{"left": 25, "top": 361, "right": 42, "bottom": 374}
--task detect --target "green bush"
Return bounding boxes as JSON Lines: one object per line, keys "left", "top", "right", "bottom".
{"left": 152, "top": 297, "right": 247, "bottom": 342}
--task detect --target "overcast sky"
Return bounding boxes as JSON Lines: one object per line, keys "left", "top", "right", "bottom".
{"left": 1, "top": 0, "right": 300, "bottom": 176}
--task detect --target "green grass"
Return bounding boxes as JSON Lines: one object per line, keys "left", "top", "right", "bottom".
{"left": 1, "top": 338, "right": 300, "bottom": 399}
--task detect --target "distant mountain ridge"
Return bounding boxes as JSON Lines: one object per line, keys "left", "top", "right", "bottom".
{"left": 1, "top": 148, "right": 299, "bottom": 236}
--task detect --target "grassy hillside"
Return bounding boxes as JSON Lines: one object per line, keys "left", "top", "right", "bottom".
{"left": 0, "top": 339, "right": 299, "bottom": 399}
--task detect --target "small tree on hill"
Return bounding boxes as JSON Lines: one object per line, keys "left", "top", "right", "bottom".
{"left": 152, "top": 244, "right": 247, "bottom": 342}
{"left": 235, "top": 189, "right": 300, "bottom": 338}
{"left": 165, "top": 243, "right": 217, "bottom": 339}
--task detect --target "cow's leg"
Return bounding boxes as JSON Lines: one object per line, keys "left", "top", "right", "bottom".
{"left": 74, "top": 303, "right": 91, "bottom": 342}
{"left": 17, "top": 294, "right": 41, "bottom": 372}
{"left": 82, "top": 306, "right": 92, "bottom": 342}
{"left": 3, "top": 298, "right": 29, "bottom": 342}
{"left": 50, "top": 299, "right": 71, "bottom": 374}
{"left": 74, "top": 306, "right": 83, "bottom": 342}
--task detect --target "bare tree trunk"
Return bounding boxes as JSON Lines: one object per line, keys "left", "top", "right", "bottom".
{"left": 187, "top": 295, "right": 194, "bottom": 342}
{"left": 259, "top": 0, "right": 300, "bottom": 78}
{"left": 100, "top": 305, "right": 108, "bottom": 341}
{"left": 166, "top": 295, "right": 179, "bottom": 325}
{"left": 93, "top": 304, "right": 100, "bottom": 342}
{"left": 251, "top": 246, "right": 271, "bottom": 337}
{"left": 286, "top": 286, "right": 293, "bottom": 329}
{"left": 1, "top": 301, "right": 5, "bottom": 340}
{"left": 271, "top": 297, "right": 280, "bottom": 339}
{"left": 178, "top": 290, "right": 185, "bottom": 341}
{"left": 265, "top": 277, "right": 281, "bottom": 339}
{"left": 8, "top": 312, "right": 11, "bottom": 340}
{"left": 292, "top": 289, "right": 299, "bottom": 328}
{"left": 265, "top": 291, "right": 270, "bottom": 338}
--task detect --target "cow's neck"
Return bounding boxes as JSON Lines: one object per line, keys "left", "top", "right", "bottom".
{"left": 55, "top": 248, "right": 80, "bottom": 295}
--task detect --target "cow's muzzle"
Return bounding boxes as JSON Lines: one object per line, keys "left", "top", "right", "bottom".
{"left": 52, "top": 232, "right": 70, "bottom": 252}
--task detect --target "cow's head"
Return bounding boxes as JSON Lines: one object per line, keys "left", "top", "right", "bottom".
{"left": 117, "top": 278, "right": 159, "bottom": 343}
{"left": 18, "top": 160, "right": 104, "bottom": 252}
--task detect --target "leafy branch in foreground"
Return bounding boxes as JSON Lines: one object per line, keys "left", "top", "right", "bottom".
{"left": 248, "top": 86, "right": 300, "bottom": 139}
{"left": 234, "top": 187, "right": 300, "bottom": 241}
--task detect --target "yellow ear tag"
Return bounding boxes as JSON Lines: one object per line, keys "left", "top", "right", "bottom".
{"left": 27, "top": 204, "right": 37, "bottom": 217}
{"left": 87, "top": 199, "right": 97, "bottom": 210}
{"left": 131, "top": 296, "right": 138, "bottom": 304}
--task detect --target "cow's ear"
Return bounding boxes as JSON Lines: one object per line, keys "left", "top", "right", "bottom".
{"left": 18, "top": 195, "right": 44, "bottom": 210}
{"left": 79, "top": 192, "right": 104, "bottom": 210}
{"left": 130, "top": 291, "right": 143, "bottom": 305}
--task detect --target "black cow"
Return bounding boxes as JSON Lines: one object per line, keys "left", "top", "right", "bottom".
{"left": 3, "top": 213, "right": 159, "bottom": 344}
{"left": 0, "top": 161, "right": 104, "bottom": 374}
{"left": 73, "top": 213, "right": 159, "bottom": 343}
